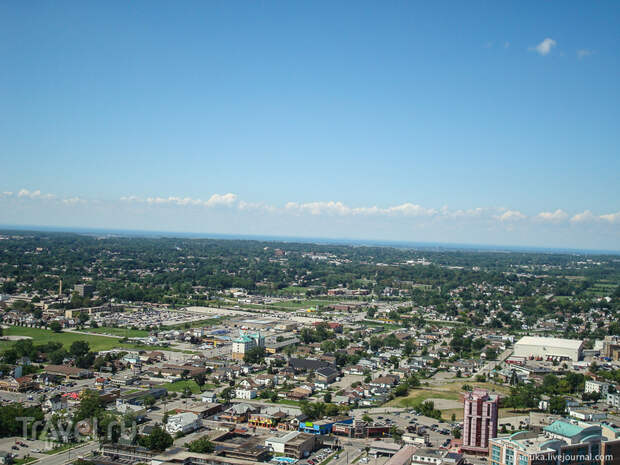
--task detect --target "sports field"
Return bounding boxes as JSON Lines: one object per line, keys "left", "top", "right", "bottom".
{"left": 0, "top": 326, "right": 164, "bottom": 352}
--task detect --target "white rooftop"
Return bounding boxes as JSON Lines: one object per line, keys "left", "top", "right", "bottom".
{"left": 515, "top": 336, "right": 583, "bottom": 349}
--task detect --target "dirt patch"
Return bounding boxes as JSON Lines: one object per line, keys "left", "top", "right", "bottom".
{"left": 427, "top": 398, "right": 462, "bottom": 409}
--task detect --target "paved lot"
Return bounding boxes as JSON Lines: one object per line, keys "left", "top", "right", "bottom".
{"left": 355, "top": 409, "right": 457, "bottom": 448}
{"left": 0, "top": 437, "right": 47, "bottom": 461}
{"left": 331, "top": 374, "right": 364, "bottom": 390}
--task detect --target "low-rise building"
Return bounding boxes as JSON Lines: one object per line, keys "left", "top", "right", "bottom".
{"left": 489, "top": 428, "right": 603, "bottom": 465}
{"left": 265, "top": 431, "right": 319, "bottom": 458}
{"left": 607, "top": 393, "right": 620, "bottom": 409}
{"left": 585, "top": 380, "right": 610, "bottom": 396}
{"left": 165, "top": 412, "right": 201, "bottom": 435}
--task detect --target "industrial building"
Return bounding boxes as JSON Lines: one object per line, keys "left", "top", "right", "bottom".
{"left": 513, "top": 336, "right": 584, "bottom": 362}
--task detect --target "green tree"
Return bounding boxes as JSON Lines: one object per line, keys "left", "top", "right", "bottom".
{"left": 74, "top": 390, "right": 104, "bottom": 422}
{"left": 186, "top": 437, "right": 215, "bottom": 453}
{"left": 140, "top": 424, "right": 173, "bottom": 452}
{"left": 243, "top": 346, "right": 266, "bottom": 364}
{"left": 549, "top": 396, "right": 566, "bottom": 414}
{"left": 220, "top": 387, "right": 234, "bottom": 402}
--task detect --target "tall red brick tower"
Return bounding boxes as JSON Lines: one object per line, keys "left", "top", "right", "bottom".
{"left": 462, "top": 388, "right": 498, "bottom": 454}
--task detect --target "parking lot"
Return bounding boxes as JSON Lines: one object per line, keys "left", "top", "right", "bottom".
{"left": 0, "top": 436, "right": 52, "bottom": 461}
{"left": 358, "top": 408, "right": 459, "bottom": 449}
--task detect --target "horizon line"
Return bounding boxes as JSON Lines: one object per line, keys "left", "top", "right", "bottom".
{"left": 1, "top": 223, "right": 619, "bottom": 256}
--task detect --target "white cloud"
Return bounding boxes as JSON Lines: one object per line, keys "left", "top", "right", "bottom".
{"left": 532, "top": 38, "right": 557, "bottom": 56}
{"left": 62, "top": 197, "right": 86, "bottom": 205}
{"left": 17, "top": 188, "right": 55, "bottom": 200}
{"left": 28, "top": 190, "right": 619, "bottom": 231}
{"left": 570, "top": 210, "right": 595, "bottom": 223}
{"left": 237, "top": 201, "right": 276, "bottom": 213}
{"left": 498, "top": 210, "right": 526, "bottom": 221}
{"left": 125, "top": 193, "right": 238, "bottom": 208}
{"left": 283, "top": 201, "right": 438, "bottom": 218}
{"left": 577, "top": 49, "right": 594, "bottom": 59}
{"left": 285, "top": 201, "right": 350, "bottom": 216}
{"left": 600, "top": 212, "right": 620, "bottom": 224}
{"left": 204, "top": 193, "right": 237, "bottom": 207}
{"left": 504, "top": 41, "right": 510, "bottom": 49}
{"left": 536, "top": 209, "right": 569, "bottom": 223}
{"left": 384, "top": 203, "right": 437, "bottom": 217}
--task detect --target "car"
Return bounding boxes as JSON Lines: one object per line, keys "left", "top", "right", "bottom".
{"left": 12, "top": 446, "right": 19, "bottom": 450}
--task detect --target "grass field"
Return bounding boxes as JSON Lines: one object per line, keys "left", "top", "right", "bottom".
{"left": 277, "top": 286, "right": 312, "bottom": 295}
{"left": 0, "top": 326, "right": 166, "bottom": 352}
{"left": 441, "top": 406, "right": 525, "bottom": 421}
{"left": 387, "top": 388, "right": 460, "bottom": 408}
{"left": 387, "top": 380, "right": 511, "bottom": 414}
{"left": 274, "top": 398, "right": 301, "bottom": 406}
{"left": 157, "top": 379, "right": 203, "bottom": 394}
{"left": 586, "top": 280, "right": 618, "bottom": 297}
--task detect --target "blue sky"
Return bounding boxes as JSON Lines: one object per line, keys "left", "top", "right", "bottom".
{"left": 1, "top": 1, "right": 619, "bottom": 250}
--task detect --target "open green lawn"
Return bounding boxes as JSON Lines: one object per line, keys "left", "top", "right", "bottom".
{"left": 586, "top": 281, "right": 618, "bottom": 297}
{"left": 157, "top": 379, "right": 203, "bottom": 394}
{"left": 0, "top": 326, "right": 165, "bottom": 352}
{"left": 273, "top": 398, "right": 301, "bottom": 406}
{"left": 81, "top": 326, "right": 150, "bottom": 337}
{"left": 277, "top": 286, "right": 312, "bottom": 295}
{"left": 442, "top": 406, "right": 526, "bottom": 422}
{"left": 387, "top": 380, "right": 510, "bottom": 409}
{"left": 387, "top": 388, "right": 460, "bottom": 408}
{"left": 13, "top": 458, "right": 36, "bottom": 465}
{"left": 362, "top": 320, "right": 402, "bottom": 331}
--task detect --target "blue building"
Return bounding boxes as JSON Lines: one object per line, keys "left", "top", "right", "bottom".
{"left": 299, "top": 417, "right": 353, "bottom": 435}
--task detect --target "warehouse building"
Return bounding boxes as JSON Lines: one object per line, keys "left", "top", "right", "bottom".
{"left": 513, "top": 336, "right": 583, "bottom": 362}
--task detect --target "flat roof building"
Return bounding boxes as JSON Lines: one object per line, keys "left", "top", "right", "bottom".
{"left": 513, "top": 336, "right": 583, "bottom": 362}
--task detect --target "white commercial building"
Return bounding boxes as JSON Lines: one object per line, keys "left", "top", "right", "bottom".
{"left": 265, "top": 431, "right": 300, "bottom": 454}
{"left": 231, "top": 330, "right": 264, "bottom": 361}
{"left": 513, "top": 336, "right": 583, "bottom": 361}
{"left": 165, "top": 412, "right": 201, "bottom": 435}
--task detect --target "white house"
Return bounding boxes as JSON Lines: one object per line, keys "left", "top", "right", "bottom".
{"left": 201, "top": 391, "right": 217, "bottom": 403}
{"left": 43, "top": 395, "right": 68, "bottom": 412}
{"left": 235, "top": 387, "right": 257, "bottom": 400}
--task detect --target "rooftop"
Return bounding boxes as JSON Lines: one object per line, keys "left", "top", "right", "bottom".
{"left": 515, "top": 336, "right": 583, "bottom": 350}
{"left": 544, "top": 420, "right": 587, "bottom": 438}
